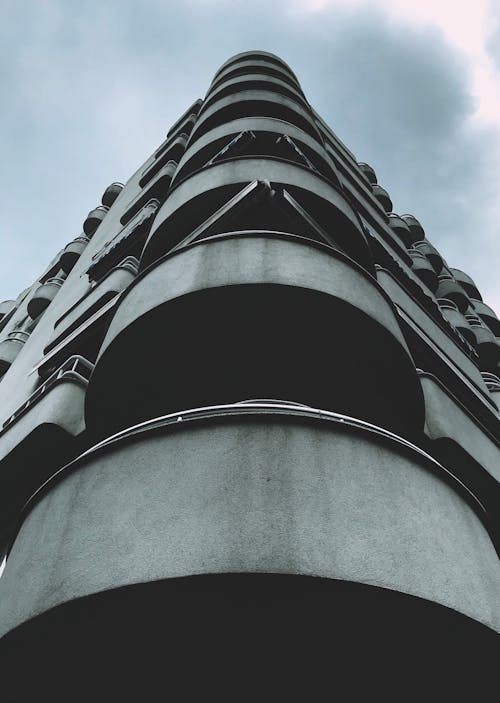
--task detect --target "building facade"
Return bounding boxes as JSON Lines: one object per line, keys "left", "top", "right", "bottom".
{"left": 0, "top": 51, "right": 499, "bottom": 694}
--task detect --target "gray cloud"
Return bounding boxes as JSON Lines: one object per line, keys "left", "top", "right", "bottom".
{"left": 1, "top": 0, "right": 499, "bottom": 312}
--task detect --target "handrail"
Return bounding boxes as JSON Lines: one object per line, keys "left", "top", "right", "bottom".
{"left": 2, "top": 355, "right": 93, "bottom": 431}
{"left": 15, "top": 402, "right": 492, "bottom": 548}
{"left": 5, "top": 330, "right": 30, "bottom": 343}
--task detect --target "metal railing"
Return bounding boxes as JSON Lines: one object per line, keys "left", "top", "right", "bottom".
{"left": 2, "top": 355, "right": 94, "bottom": 431}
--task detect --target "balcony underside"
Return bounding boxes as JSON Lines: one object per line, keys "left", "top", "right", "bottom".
{"left": 85, "top": 234, "right": 422, "bottom": 437}
{"left": 189, "top": 90, "right": 323, "bottom": 144}
{"left": 1, "top": 573, "right": 498, "bottom": 698}
{"left": 212, "top": 58, "right": 303, "bottom": 93}
{"left": 0, "top": 381, "right": 87, "bottom": 550}
{"left": 173, "top": 116, "right": 338, "bottom": 186}
{"left": 0, "top": 410, "right": 497, "bottom": 647}
{"left": 203, "top": 74, "right": 308, "bottom": 113}
{"left": 141, "top": 158, "right": 371, "bottom": 270}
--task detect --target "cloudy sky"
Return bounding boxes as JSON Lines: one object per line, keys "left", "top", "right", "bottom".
{"left": 1, "top": 0, "right": 500, "bottom": 313}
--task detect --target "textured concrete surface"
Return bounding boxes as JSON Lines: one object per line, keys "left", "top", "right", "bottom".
{"left": 421, "top": 373, "right": 500, "bottom": 482}
{"left": 0, "top": 381, "right": 86, "bottom": 462}
{"left": 1, "top": 415, "right": 499, "bottom": 638}
{"left": 85, "top": 234, "right": 424, "bottom": 435}
{"left": 105, "top": 235, "right": 406, "bottom": 360}
{"left": 47, "top": 263, "right": 136, "bottom": 349}
{"left": 189, "top": 90, "right": 322, "bottom": 143}
{"left": 173, "top": 116, "right": 336, "bottom": 185}
{"left": 142, "top": 156, "right": 366, "bottom": 267}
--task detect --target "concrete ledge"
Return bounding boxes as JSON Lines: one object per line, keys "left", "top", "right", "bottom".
{"left": 0, "top": 379, "right": 87, "bottom": 549}
{"left": 173, "top": 116, "right": 337, "bottom": 186}
{"left": 421, "top": 372, "right": 500, "bottom": 482}
{"left": 1, "top": 407, "right": 498, "bottom": 639}
{"left": 141, "top": 157, "right": 368, "bottom": 268}
{"left": 85, "top": 233, "right": 423, "bottom": 436}
{"left": 1, "top": 573, "right": 499, "bottom": 698}
{"left": 189, "top": 90, "right": 322, "bottom": 145}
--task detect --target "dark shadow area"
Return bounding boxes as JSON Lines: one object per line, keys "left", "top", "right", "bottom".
{"left": 1, "top": 573, "right": 498, "bottom": 699}
{"left": 85, "top": 284, "right": 424, "bottom": 439}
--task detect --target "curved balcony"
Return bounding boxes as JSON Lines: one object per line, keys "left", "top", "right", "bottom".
{"left": 420, "top": 371, "right": 500, "bottom": 484}
{"left": 83, "top": 205, "right": 109, "bottom": 236}
{"left": 166, "top": 99, "right": 203, "bottom": 140}
{"left": 215, "top": 50, "right": 300, "bottom": 77}
{"left": 435, "top": 275, "right": 470, "bottom": 313}
{"left": 0, "top": 330, "right": 30, "bottom": 377}
{"left": 0, "top": 355, "right": 92, "bottom": 553}
{"left": 0, "top": 300, "right": 15, "bottom": 321}
{"left": 212, "top": 52, "right": 302, "bottom": 89}
{"left": 59, "top": 236, "right": 90, "bottom": 274}
{"left": 450, "top": 268, "right": 482, "bottom": 301}
{"left": 101, "top": 182, "right": 124, "bottom": 208}
{"left": 357, "top": 162, "right": 377, "bottom": 184}
{"left": 413, "top": 240, "right": 443, "bottom": 274}
{"left": 438, "top": 299, "right": 476, "bottom": 346}
{"left": 469, "top": 324, "right": 500, "bottom": 372}
{"left": 172, "top": 117, "right": 338, "bottom": 186}
{"left": 140, "top": 157, "right": 372, "bottom": 271}
{"left": 120, "top": 163, "right": 176, "bottom": 226}
{"left": 481, "top": 372, "right": 500, "bottom": 410}
{"left": 371, "top": 184, "right": 393, "bottom": 213}
{"left": 211, "top": 62, "right": 304, "bottom": 98}
{"left": 401, "top": 214, "right": 425, "bottom": 241}
{"left": 47, "top": 257, "right": 139, "bottom": 351}
{"left": 1, "top": 405, "right": 498, "bottom": 651}
{"left": 377, "top": 268, "right": 488, "bottom": 391}
{"left": 408, "top": 249, "right": 438, "bottom": 291}
{"left": 27, "top": 276, "right": 65, "bottom": 319}
{"left": 203, "top": 74, "right": 309, "bottom": 115}
{"left": 470, "top": 299, "right": 500, "bottom": 337}
{"left": 188, "top": 91, "right": 323, "bottom": 147}
{"left": 387, "top": 213, "right": 412, "bottom": 246}
{"left": 85, "top": 233, "right": 423, "bottom": 438}
{"left": 140, "top": 135, "right": 187, "bottom": 187}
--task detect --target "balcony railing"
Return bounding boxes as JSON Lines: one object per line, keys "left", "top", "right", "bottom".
{"left": 60, "top": 236, "right": 90, "bottom": 274}
{"left": 481, "top": 372, "right": 500, "bottom": 392}
{"left": 2, "top": 356, "right": 93, "bottom": 431}
{"left": 27, "top": 276, "right": 65, "bottom": 319}
{"left": 101, "top": 182, "right": 124, "bottom": 208}
{"left": 87, "top": 199, "right": 159, "bottom": 281}
{"left": 83, "top": 205, "right": 109, "bottom": 236}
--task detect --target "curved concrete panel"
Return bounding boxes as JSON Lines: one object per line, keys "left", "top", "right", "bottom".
{"left": 214, "top": 51, "right": 300, "bottom": 81}
{"left": 451, "top": 268, "right": 482, "bottom": 301}
{"left": 211, "top": 60, "right": 304, "bottom": 95}
{"left": 172, "top": 117, "right": 338, "bottom": 186}
{"left": 27, "top": 278, "right": 64, "bottom": 319}
{"left": 472, "top": 299, "right": 500, "bottom": 337}
{"left": 189, "top": 91, "right": 322, "bottom": 145}
{"left": 212, "top": 54, "right": 301, "bottom": 87}
{"left": 421, "top": 372, "right": 500, "bottom": 482}
{"left": 141, "top": 157, "right": 369, "bottom": 269}
{"left": 0, "top": 379, "right": 87, "bottom": 549}
{"left": 1, "top": 573, "right": 498, "bottom": 699}
{"left": 203, "top": 74, "right": 308, "bottom": 113}
{"left": 85, "top": 234, "right": 422, "bottom": 436}
{"left": 1, "top": 410, "right": 498, "bottom": 639}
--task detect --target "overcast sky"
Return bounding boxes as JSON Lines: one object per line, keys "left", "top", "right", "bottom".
{"left": 1, "top": 0, "right": 500, "bottom": 315}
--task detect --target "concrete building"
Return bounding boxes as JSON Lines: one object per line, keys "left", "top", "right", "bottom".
{"left": 0, "top": 51, "right": 499, "bottom": 696}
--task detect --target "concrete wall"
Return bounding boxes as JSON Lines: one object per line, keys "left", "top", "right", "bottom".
{"left": 1, "top": 410, "right": 498, "bottom": 638}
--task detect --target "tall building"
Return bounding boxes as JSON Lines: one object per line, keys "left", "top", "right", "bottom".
{"left": 0, "top": 51, "right": 499, "bottom": 696}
